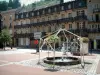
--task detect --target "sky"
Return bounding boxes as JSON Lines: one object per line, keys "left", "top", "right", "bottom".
{"left": 0, "top": 0, "right": 73, "bottom": 6}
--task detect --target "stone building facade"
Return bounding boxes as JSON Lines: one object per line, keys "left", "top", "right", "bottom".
{"left": 1, "top": 0, "right": 100, "bottom": 50}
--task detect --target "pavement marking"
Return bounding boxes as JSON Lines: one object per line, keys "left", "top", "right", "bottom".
{"left": 86, "top": 55, "right": 100, "bottom": 75}
{"left": 0, "top": 60, "right": 10, "bottom": 63}
{"left": 0, "top": 62, "right": 14, "bottom": 66}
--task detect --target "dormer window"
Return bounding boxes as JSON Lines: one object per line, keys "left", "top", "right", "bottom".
{"left": 37, "top": 11, "right": 39, "bottom": 15}
{"left": 68, "top": 4, "right": 71, "bottom": 9}
{"left": 32, "top": 12, "right": 34, "bottom": 16}
{"left": 26, "top": 13, "right": 28, "bottom": 17}
{"left": 42, "top": 10, "right": 45, "bottom": 14}
{"left": 54, "top": 7, "right": 57, "bottom": 12}
{"left": 21, "top": 14, "right": 23, "bottom": 18}
{"left": 48, "top": 8, "right": 51, "bottom": 13}
{"left": 61, "top": 6, "right": 64, "bottom": 10}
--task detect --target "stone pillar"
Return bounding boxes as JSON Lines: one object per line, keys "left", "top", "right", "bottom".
{"left": 94, "top": 39, "right": 97, "bottom": 50}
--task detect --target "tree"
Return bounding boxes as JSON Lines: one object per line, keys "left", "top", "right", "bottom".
{"left": 13, "top": 0, "right": 21, "bottom": 9}
{"left": 8, "top": 0, "right": 13, "bottom": 8}
{"left": 0, "top": 28, "right": 12, "bottom": 50}
{"left": 0, "top": 1, "right": 8, "bottom": 11}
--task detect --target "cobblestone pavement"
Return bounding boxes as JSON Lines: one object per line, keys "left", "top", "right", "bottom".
{"left": 0, "top": 49, "right": 100, "bottom": 75}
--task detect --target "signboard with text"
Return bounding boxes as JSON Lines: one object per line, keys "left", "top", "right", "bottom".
{"left": 34, "top": 32, "right": 42, "bottom": 39}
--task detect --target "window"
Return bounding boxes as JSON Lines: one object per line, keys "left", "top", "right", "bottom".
{"left": 48, "top": 16, "right": 51, "bottom": 20}
{"left": 48, "top": 8, "right": 51, "bottom": 13}
{"left": 16, "top": 15, "right": 18, "bottom": 19}
{"left": 42, "top": 10, "right": 45, "bottom": 14}
{"left": 92, "top": 25, "right": 94, "bottom": 29}
{"left": 37, "top": 19, "right": 40, "bottom": 22}
{"left": 79, "top": 2, "right": 82, "bottom": 6}
{"left": 62, "top": 25, "right": 65, "bottom": 29}
{"left": 9, "top": 23, "right": 11, "bottom": 27}
{"left": 54, "top": 7, "right": 57, "bottom": 12}
{"left": 69, "top": 24, "right": 72, "bottom": 29}
{"left": 77, "top": 23, "right": 79, "bottom": 29}
{"left": 95, "top": 14, "right": 99, "bottom": 22}
{"left": 61, "top": 6, "right": 64, "bottom": 10}
{"left": 92, "top": 15, "right": 93, "bottom": 20}
{"left": 48, "top": 26, "right": 51, "bottom": 32}
{"left": 61, "top": 14, "right": 65, "bottom": 18}
{"left": 21, "top": 14, "right": 23, "bottom": 18}
{"left": 42, "top": 18, "right": 45, "bottom": 21}
{"left": 68, "top": 13, "right": 72, "bottom": 17}
{"left": 54, "top": 15, "right": 58, "bottom": 19}
{"left": 37, "top": 11, "right": 39, "bottom": 16}
{"left": 68, "top": 4, "right": 71, "bottom": 9}
{"left": 32, "top": 12, "right": 34, "bottom": 16}
{"left": 77, "top": 10, "right": 85, "bottom": 16}
{"left": 95, "top": 4, "right": 98, "bottom": 8}
{"left": 26, "top": 13, "right": 28, "bottom": 17}
{"left": 10, "top": 15, "right": 12, "bottom": 20}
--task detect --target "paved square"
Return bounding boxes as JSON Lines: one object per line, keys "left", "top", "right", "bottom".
{"left": 0, "top": 49, "right": 99, "bottom": 75}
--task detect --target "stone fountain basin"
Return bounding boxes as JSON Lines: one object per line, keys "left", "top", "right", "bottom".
{"left": 43, "top": 57, "right": 81, "bottom": 66}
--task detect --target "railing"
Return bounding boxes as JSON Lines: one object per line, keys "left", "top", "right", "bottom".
{"left": 93, "top": 8, "right": 100, "bottom": 13}
{"left": 74, "top": 15, "right": 87, "bottom": 21}
{"left": 14, "top": 17, "right": 74, "bottom": 28}
{"left": 14, "top": 33, "right": 34, "bottom": 38}
{"left": 88, "top": 29, "right": 100, "bottom": 33}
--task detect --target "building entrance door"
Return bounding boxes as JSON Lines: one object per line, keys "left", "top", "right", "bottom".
{"left": 90, "top": 40, "right": 94, "bottom": 49}
{"left": 97, "top": 40, "right": 100, "bottom": 49}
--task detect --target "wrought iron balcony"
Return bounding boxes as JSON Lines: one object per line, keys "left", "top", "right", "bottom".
{"left": 88, "top": 29, "right": 100, "bottom": 33}
{"left": 14, "top": 33, "right": 34, "bottom": 38}
{"left": 14, "top": 17, "right": 74, "bottom": 28}
{"left": 74, "top": 15, "right": 87, "bottom": 21}
{"left": 88, "top": 20, "right": 100, "bottom": 23}
{"left": 93, "top": 8, "right": 100, "bottom": 13}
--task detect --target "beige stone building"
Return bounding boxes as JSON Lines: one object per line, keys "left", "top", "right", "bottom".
{"left": 1, "top": 0, "right": 100, "bottom": 50}
{"left": 1, "top": 9, "right": 17, "bottom": 39}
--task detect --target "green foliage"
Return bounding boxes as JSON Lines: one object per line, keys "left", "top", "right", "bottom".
{"left": 46, "top": 35, "right": 60, "bottom": 43}
{"left": 80, "top": 37, "right": 89, "bottom": 43}
{"left": 13, "top": 0, "right": 21, "bottom": 9}
{"left": 0, "top": 0, "right": 21, "bottom": 11}
{"left": 0, "top": 1, "right": 8, "bottom": 11}
{"left": 0, "top": 28, "right": 12, "bottom": 44}
{"left": 8, "top": 0, "right": 13, "bottom": 8}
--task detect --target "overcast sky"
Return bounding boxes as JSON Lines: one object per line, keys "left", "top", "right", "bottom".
{"left": 0, "top": 0, "right": 73, "bottom": 5}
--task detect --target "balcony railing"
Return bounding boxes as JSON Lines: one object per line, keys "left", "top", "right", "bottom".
{"left": 14, "top": 17, "right": 74, "bottom": 28}
{"left": 74, "top": 15, "right": 87, "bottom": 21}
{"left": 93, "top": 8, "right": 100, "bottom": 13}
{"left": 88, "top": 29, "right": 100, "bottom": 33}
{"left": 14, "top": 33, "right": 34, "bottom": 38}
{"left": 88, "top": 20, "right": 100, "bottom": 23}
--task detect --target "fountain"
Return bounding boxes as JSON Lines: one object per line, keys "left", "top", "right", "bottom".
{"left": 43, "top": 42, "right": 81, "bottom": 66}
{"left": 39, "top": 29, "right": 87, "bottom": 68}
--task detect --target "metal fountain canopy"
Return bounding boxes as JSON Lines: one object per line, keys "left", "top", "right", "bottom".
{"left": 38, "top": 28, "right": 85, "bottom": 68}
{"left": 39, "top": 28, "right": 81, "bottom": 50}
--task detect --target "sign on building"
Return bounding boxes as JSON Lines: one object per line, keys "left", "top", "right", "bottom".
{"left": 34, "top": 32, "right": 42, "bottom": 39}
